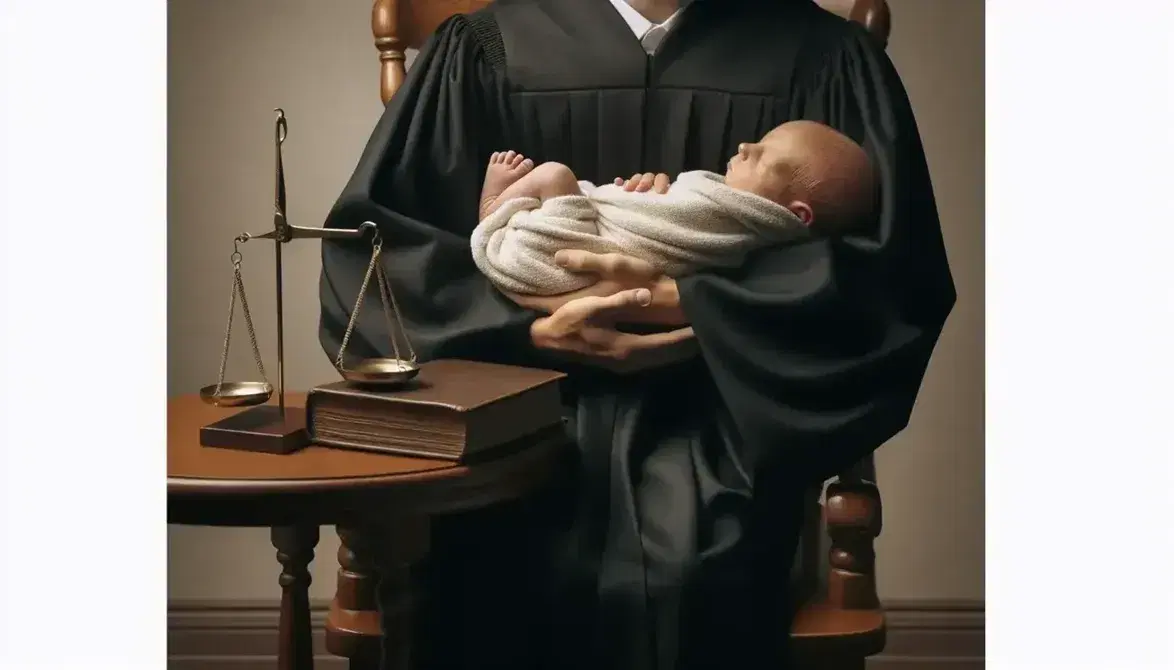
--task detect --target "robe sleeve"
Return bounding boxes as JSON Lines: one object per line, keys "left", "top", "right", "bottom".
{"left": 317, "top": 15, "right": 548, "bottom": 369}
{"left": 677, "top": 24, "right": 957, "bottom": 481}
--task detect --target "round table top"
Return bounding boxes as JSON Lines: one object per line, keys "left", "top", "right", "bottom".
{"left": 168, "top": 393, "right": 567, "bottom": 498}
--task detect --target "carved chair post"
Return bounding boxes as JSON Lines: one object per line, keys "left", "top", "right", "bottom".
{"left": 817, "top": 0, "right": 892, "bottom": 47}
{"left": 326, "top": 526, "right": 382, "bottom": 669}
{"left": 373, "top": 0, "right": 407, "bottom": 105}
{"left": 824, "top": 460, "right": 882, "bottom": 609}
{"left": 850, "top": 0, "right": 891, "bottom": 48}
{"left": 326, "top": 518, "right": 431, "bottom": 670}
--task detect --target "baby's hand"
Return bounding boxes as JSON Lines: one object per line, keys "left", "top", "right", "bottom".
{"left": 614, "top": 172, "right": 671, "bottom": 194}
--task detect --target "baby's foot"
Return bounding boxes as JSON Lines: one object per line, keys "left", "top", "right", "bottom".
{"left": 480, "top": 151, "right": 534, "bottom": 219}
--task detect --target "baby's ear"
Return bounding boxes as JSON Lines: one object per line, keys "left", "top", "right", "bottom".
{"left": 787, "top": 201, "right": 814, "bottom": 226}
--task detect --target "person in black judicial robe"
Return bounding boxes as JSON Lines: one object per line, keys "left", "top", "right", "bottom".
{"left": 317, "top": 1, "right": 956, "bottom": 668}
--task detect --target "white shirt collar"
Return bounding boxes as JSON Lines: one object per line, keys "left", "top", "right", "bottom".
{"left": 607, "top": 0, "right": 696, "bottom": 55}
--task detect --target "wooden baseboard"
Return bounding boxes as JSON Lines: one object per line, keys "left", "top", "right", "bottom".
{"left": 168, "top": 598, "right": 983, "bottom": 669}
{"left": 868, "top": 600, "right": 984, "bottom": 670}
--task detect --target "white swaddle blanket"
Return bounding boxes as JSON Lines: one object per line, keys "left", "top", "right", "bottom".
{"left": 470, "top": 170, "right": 810, "bottom": 295}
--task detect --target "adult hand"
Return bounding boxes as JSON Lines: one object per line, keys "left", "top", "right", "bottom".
{"left": 554, "top": 250, "right": 688, "bottom": 326}
{"left": 503, "top": 251, "right": 687, "bottom": 326}
{"left": 613, "top": 172, "right": 671, "bottom": 194}
{"left": 530, "top": 288, "right": 697, "bottom": 372}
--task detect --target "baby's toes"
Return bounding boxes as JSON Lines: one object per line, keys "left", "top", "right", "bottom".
{"left": 519, "top": 157, "right": 535, "bottom": 172}
{"left": 489, "top": 151, "right": 502, "bottom": 164}
{"left": 508, "top": 152, "right": 527, "bottom": 168}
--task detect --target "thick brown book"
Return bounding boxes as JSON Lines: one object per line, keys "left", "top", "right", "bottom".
{"left": 305, "top": 359, "right": 567, "bottom": 461}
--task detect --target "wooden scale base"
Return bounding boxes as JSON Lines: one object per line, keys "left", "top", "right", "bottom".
{"left": 200, "top": 405, "right": 309, "bottom": 454}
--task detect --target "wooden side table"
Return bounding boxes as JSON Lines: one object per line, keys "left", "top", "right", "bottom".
{"left": 167, "top": 394, "right": 569, "bottom": 670}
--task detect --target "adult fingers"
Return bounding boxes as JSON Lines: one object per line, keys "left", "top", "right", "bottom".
{"left": 616, "top": 327, "right": 696, "bottom": 352}
{"left": 532, "top": 319, "right": 615, "bottom": 359}
{"left": 580, "top": 326, "right": 697, "bottom": 363}
{"left": 546, "top": 289, "right": 653, "bottom": 335}
{"left": 577, "top": 325, "right": 624, "bottom": 350}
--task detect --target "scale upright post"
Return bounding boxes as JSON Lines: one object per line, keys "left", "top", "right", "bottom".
{"left": 198, "top": 109, "right": 375, "bottom": 454}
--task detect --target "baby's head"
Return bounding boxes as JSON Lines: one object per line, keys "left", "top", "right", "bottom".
{"left": 725, "top": 120, "right": 876, "bottom": 235}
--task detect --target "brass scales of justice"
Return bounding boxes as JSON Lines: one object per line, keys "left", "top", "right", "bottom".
{"left": 197, "top": 109, "right": 419, "bottom": 454}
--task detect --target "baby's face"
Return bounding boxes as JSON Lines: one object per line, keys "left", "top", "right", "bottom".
{"left": 727, "top": 122, "right": 875, "bottom": 234}
{"left": 723, "top": 128, "right": 807, "bottom": 205}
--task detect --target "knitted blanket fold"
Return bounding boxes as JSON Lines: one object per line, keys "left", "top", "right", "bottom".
{"left": 470, "top": 170, "right": 810, "bottom": 296}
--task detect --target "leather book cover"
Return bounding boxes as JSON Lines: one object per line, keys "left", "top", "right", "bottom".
{"left": 306, "top": 359, "right": 567, "bottom": 460}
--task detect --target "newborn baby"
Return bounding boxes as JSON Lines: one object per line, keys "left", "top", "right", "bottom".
{"left": 471, "top": 120, "right": 876, "bottom": 296}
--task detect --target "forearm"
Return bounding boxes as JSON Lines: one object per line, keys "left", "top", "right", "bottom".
{"left": 528, "top": 327, "right": 698, "bottom": 375}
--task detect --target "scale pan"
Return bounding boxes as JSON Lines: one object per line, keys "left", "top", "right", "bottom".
{"left": 199, "top": 381, "right": 274, "bottom": 407}
{"left": 340, "top": 358, "right": 420, "bottom": 386}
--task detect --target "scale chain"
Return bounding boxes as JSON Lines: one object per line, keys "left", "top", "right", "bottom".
{"left": 335, "top": 237, "right": 417, "bottom": 370}
{"left": 213, "top": 265, "right": 239, "bottom": 396}
{"left": 235, "top": 264, "right": 269, "bottom": 384}
{"left": 334, "top": 242, "right": 380, "bottom": 369}
{"left": 377, "top": 260, "right": 416, "bottom": 364}
{"left": 213, "top": 249, "right": 270, "bottom": 397}
{"left": 376, "top": 259, "right": 402, "bottom": 363}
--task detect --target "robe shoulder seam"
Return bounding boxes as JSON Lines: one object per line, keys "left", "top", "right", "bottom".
{"left": 463, "top": 10, "right": 507, "bottom": 72}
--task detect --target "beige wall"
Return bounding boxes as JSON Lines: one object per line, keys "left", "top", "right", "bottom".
{"left": 167, "top": 0, "right": 983, "bottom": 603}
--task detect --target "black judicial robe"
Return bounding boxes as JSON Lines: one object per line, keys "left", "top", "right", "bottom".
{"left": 317, "top": 1, "right": 955, "bottom": 668}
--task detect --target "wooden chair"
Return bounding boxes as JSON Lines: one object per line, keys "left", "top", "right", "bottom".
{"left": 329, "top": 2, "right": 893, "bottom": 668}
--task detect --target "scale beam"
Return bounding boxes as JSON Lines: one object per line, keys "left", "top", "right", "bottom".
{"left": 246, "top": 220, "right": 377, "bottom": 243}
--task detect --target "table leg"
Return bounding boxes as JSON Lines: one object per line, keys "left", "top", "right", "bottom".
{"left": 272, "top": 525, "right": 320, "bottom": 670}
{"left": 326, "top": 518, "right": 430, "bottom": 670}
